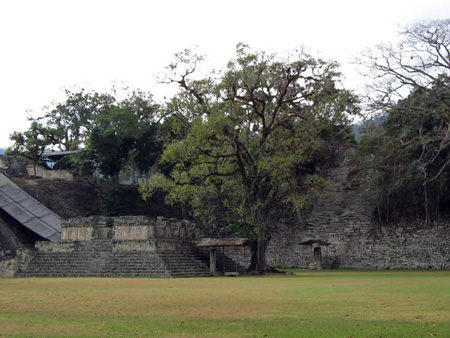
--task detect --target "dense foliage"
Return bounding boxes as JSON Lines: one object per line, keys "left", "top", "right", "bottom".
{"left": 356, "top": 19, "right": 450, "bottom": 225}
{"left": 7, "top": 88, "right": 164, "bottom": 184}
{"left": 6, "top": 121, "right": 59, "bottom": 176}
{"left": 140, "top": 45, "right": 358, "bottom": 271}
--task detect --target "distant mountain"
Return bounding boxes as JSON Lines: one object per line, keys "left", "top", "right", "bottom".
{"left": 352, "top": 115, "right": 388, "bottom": 141}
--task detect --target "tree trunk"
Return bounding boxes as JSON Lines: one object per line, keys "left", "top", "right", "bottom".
{"left": 248, "top": 210, "right": 273, "bottom": 273}
{"left": 113, "top": 173, "right": 120, "bottom": 188}
{"left": 424, "top": 184, "right": 432, "bottom": 227}
{"left": 131, "top": 166, "right": 137, "bottom": 185}
{"left": 256, "top": 230, "right": 269, "bottom": 272}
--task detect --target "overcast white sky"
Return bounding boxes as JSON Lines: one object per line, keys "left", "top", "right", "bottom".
{"left": 1, "top": 0, "right": 449, "bottom": 147}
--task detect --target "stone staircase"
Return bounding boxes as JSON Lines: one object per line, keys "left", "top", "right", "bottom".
{"left": 159, "top": 251, "right": 211, "bottom": 277}
{"left": 182, "top": 246, "right": 248, "bottom": 275}
{"left": 305, "top": 165, "right": 372, "bottom": 239}
{"left": 16, "top": 240, "right": 211, "bottom": 278}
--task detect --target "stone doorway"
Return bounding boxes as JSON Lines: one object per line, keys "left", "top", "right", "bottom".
{"left": 300, "top": 239, "right": 331, "bottom": 270}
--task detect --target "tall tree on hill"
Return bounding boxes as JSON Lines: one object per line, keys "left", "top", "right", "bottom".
{"left": 7, "top": 122, "right": 58, "bottom": 176}
{"left": 39, "top": 89, "right": 116, "bottom": 151}
{"left": 356, "top": 19, "right": 450, "bottom": 225}
{"left": 8, "top": 88, "right": 163, "bottom": 183}
{"left": 84, "top": 91, "right": 161, "bottom": 185}
{"left": 140, "top": 45, "right": 358, "bottom": 272}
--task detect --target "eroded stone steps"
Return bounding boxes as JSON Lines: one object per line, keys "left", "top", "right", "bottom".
{"left": 306, "top": 164, "right": 371, "bottom": 235}
{"left": 181, "top": 246, "right": 248, "bottom": 275}
{"left": 17, "top": 241, "right": 212, "bottom": 278}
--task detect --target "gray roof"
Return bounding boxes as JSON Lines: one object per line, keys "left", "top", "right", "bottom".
{"left": 196, "top": 238, "right": 249, "bottom": 247}
{"left": 300, "top": 239, "right": 331, "bottom": 246}
{"left": 41, "top": 150, "right": 78, "bottom": 159}
{"left": 0, "top": 173, "right": 63, "bottom": 241}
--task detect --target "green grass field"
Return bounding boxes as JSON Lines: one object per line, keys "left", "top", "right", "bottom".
{"left": 1, "top": 270, "right": 450, "bottom": 337}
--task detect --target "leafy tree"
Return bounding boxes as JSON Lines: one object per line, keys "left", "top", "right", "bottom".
{"left": 6, "top": 122, "right": 58, "bottom": 176}
{"left": 39, "top": 89, "right": 116, "bottom": 151}
{"left": 356, "top": 20, "right": 450, "bottom": 225}
{"left": 8, "top": 88, "right": 163, "bottom": 184}
{"left": 141, "top": 45, "right": 358, "bottom": 272}
{"left": 83, "top": 91, "right": 161, "bottom": 185}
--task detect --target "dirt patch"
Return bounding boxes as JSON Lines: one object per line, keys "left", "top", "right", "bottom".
{"left": 10, "top": 177, "right": 101, "bottom": 219}
{"left": 9, "top": 177, "right": 183, "bottom": 220}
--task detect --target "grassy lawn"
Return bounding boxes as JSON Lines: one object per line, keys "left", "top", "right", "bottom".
{"left": 1, "top": 270, "right": 450, "bottom": 337}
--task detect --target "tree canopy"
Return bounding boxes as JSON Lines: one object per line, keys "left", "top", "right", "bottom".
{"left": 6, "top": 121, "right": 58, "bottom": 176}
{"left": 140, "top": 44, "right": 358, "bottom": 271}
{"left": 7, "top": 88, "right": 163, "bottom": 184}
{"left": 84, "top": 91, "right": 161, "bottom": 184}
{"left": 39, "top": 89, "right": 116, "bottom": 151}
{"left": 356, "top": 19, "right": 450, "bottom": 225}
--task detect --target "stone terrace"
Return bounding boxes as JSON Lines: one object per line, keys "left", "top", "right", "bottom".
{"left": 17, "top": 216, "right": 214, "bottom": 278}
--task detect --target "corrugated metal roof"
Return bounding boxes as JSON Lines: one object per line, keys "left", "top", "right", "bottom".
{"left": 195, "top": 238, "right": 249, "bottom": 247}
{"left": 300, "top": 239, "right": 331, "bottom": 246}
{"left": 41, "top": 151, "right": 78, "bottom": 158}
{"left": 0, "top": 173, "right": 63, "bottom": 241}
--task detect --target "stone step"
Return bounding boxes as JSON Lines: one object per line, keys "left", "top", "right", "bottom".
{"left": 17, "top": 242, "right": 215, "bottom": 278}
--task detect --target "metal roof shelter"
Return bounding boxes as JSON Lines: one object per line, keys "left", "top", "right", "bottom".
{"left": 40, "top": 151, "right": 78, "bottom": 168}
{"left": 300, "top": 239, "right": 331, "bottom": 246}
{"left": 41, "top": 151, "right": 77, "bottom": 159}
{"left": 195, "top": 238, "right": 249, "bottom": 247}
{"left": 196, "top": 238, "right": 249, "bottom": 275}
{"left": 0, "top": 173, "right": 63, "bottom": 241}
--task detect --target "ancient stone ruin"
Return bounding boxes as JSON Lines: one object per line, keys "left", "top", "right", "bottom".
{"left": 266, "top": 162, "right": 450, "bottom": 270}
{"left": 3, "top": 149, "right": 450, "bottom": 276}
{"left": 15, "top": 216, "right": 250, "bottom": 278}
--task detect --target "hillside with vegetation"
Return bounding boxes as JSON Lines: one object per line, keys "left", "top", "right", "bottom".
{"left": 8, "top": 177, "right": 182, "bottom": 221}
{"left": 355, "top": 20, "right": 450, "bottom": 226}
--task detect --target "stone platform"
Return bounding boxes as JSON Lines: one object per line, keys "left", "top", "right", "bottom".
{"left": 16, "top": 216, "right": 249, "bottom": 278}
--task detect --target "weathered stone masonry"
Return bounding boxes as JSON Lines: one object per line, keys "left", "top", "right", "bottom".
{"left": 60, "top": 216, "right": 202, "bottom": 250}
{"left": 16, "top": 216, "right": 250, "bottom": 277}
{"left": 267, "top": 163, "right": 450, "bottom": 270}
{"left": 17, "top": 216, "right": 210, "bottom": 278}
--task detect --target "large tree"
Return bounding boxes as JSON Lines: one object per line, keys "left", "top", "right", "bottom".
{"left": 7, "top": 121, "right": 58, "bottom": 176}
{"left": 141, "top": 45, "right": 358, "bottom": 272}
{"left": 39, "top": 89, "right": 116, "bottom": 151}
{"left": 356, "top": 19, "right": 450, "bottom": 225}
{"left": 84, "top": 90, "right": 161, "bottom": 185}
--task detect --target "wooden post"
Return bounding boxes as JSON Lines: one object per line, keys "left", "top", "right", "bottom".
{"left": 313, "top": 245, "right": 322, "bottom": 270}
{"left": 210, "top": 248, "right": 217, "bottom": 273}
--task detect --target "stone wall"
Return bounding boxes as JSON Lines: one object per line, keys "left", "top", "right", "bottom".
{"left": 0, "top": 215, "right": 20, "bottom": 261}
{"left": 342, "top": 224, "right": 450, "bottom": 269}
{"left": 0, "top": 249, "right": 33, "bottom": 278}
{"left": 222, "top": 246, "right": 252, "bottom": 269}
{"left": 35, "top": 216, "right": 203, "bottom": 255}
{"left": 266, "top": 163, "right": 450, "bottom": 270}
{"left": 61, "top": 216, "right": 201, "bottom": 242}
{"left": 26, "top": 166, "right": 74, "bottom": 181}
{"left": 267, "top": 219, "right": 450, "bottom": 270}
{"left": 0, "top": 156, "right": 73, "bottom": 181}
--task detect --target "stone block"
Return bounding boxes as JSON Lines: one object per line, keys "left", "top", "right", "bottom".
{"left": 113, "top": 240, "right": 157, "bottom": 252}
{"left": 62, "top": 227, "right": 93, "bottom": 241}
{"left": 114, "top": 225, "right": 151, "bottom": 240}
